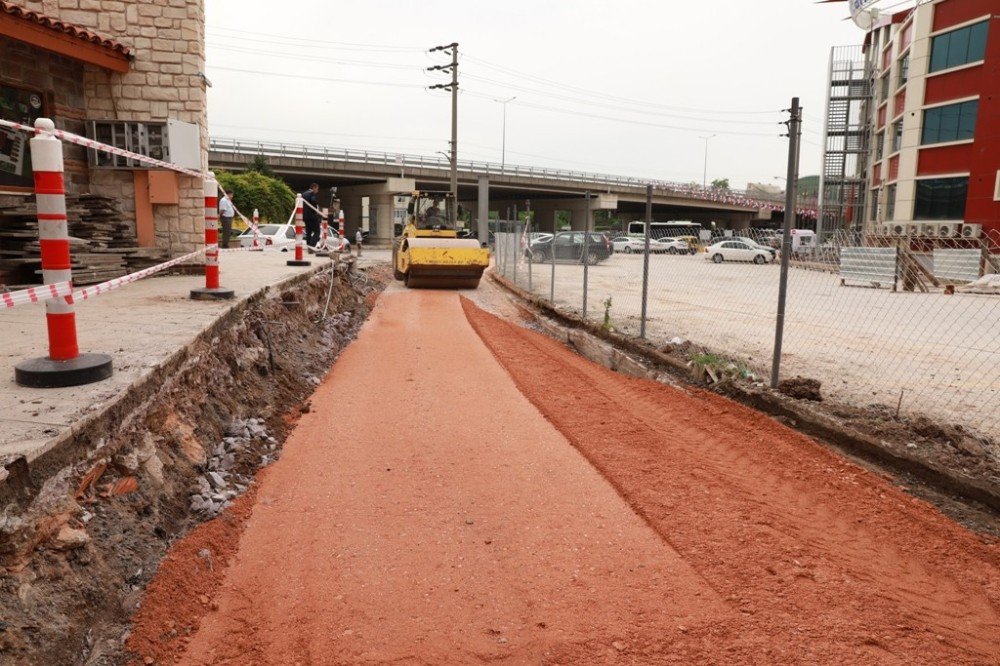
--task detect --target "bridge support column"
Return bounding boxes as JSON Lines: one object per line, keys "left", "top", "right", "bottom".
{"left": 477, "top": 176, "right": 489, "bottom": 245}
{"left": 533, "top": 205, "right": 557, "bottom": 233}
{"left": 336, "top": 178, "right": 414, "bottom": 245}
{"left": 570, "top": 208, "right": 587, "bottom": 231}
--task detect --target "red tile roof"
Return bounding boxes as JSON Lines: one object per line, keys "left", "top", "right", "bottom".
{"left": 0, "top": 0, "right": 132, "bottom": 57}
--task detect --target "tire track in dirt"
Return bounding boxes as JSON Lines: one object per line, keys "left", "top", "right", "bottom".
{"left": 461, "top": 297, "right": 1000, "bottom": 664}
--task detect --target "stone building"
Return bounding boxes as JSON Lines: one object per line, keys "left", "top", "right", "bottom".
{"left": 0, "top": 0, "right": 207, "bottom": 252}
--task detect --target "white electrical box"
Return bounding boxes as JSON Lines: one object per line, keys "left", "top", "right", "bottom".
{"left": 166, "top": 119, "right": 201, "bottom": 170}
{"left": 86, "top": 119, "right": 202, "bottom": 170}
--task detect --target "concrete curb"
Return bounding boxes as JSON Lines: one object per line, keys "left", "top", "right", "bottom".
{"left": 488, "top": 271, "right": 1000, "bottom": 513}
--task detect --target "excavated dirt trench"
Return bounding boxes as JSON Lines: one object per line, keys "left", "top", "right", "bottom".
{"left": 0, "top": 263, "right": 389, "bottom": 666}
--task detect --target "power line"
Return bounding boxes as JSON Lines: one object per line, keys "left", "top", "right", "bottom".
{"left": 206, "top": 26, "right": 422, "bottom": 52}
{"left": 461, "top": 72, "right": 781, "bottom": 125}
{"left": 463, "top": 53, "right": 782, "bottom": 116}
{"left": 451, "top": 88, "right": 781, "bottom": 137}
{"left": 207, "top": 44, "right": 420, "bottom": 71}
{"left": 206, "top": 65, "right": 426, "bottom": 88}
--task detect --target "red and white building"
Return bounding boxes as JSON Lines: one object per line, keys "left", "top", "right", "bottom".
{"left": 861, "top": 0, "right": 998, "bottom": 238}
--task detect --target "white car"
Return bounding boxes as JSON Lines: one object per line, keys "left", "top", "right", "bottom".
{"left": 704, "top": 240, "right": 773, "bottom": 264}
{"left": 611, "top": 236, "right": 649, "bottom": 253}
{"left": 654, "top": 238, "right": 692, "bottom": 254}
{"left": 733, "top": 236, "right": 777, "bottom": 260}
{"left": 237, "top": 223, "right": 295, "bottom": 249}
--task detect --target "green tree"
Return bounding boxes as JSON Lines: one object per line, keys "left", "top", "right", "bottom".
{"left": 216, "top": 170, "right": 295, "bottom": 225}
{"left": 711, "top": 178, "right": 730, "bottom": 190}
{"left": 246, "top": 155, "right": 275, "bottom": 178}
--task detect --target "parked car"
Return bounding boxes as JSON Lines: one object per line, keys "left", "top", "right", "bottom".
{"left": 703, "top": 240, "right": 774, "bottom": 264}
{"left": 733, "top": 236, "right": 777, "bottom": 260}
{"left": 528, "top": 232, "right": 612, "bottom": 264}
{"left": 655, "top": 238, "right": 693, "bottom": 255}
{"left": 237, "top": 223, "right": 295, "bottom": 249}
{"left": 611, "top": 236, "right": 649, "bottom": 254}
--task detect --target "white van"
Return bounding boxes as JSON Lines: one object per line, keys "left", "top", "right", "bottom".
{"left": 789, "top": 229, "right": 816, "bottom": 253}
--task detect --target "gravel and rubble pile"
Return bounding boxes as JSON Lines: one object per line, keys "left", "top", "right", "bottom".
{"left": 190, "top": 418, "right": 275, "bottom": 517}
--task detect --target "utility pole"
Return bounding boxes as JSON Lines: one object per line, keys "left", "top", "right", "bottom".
{"left": 699, "top": 134, "right": 716, "bottom": 189}
{"left": 428, "top": 42, "right": 459, "bottom": 228}
{"left": 771, "top": 97, "right": 802, "bottom": 389}
{"left": 494, "top": 96, "right": 516, "bottom": 173}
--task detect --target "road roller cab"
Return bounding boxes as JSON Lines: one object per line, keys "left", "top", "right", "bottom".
{"left": 393, "top": 192, "right": 489, "bottom": 289}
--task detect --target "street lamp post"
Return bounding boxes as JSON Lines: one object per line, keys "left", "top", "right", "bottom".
{"left": 494, "top": 96, "right": 516, "bottom": 173}
{"left": 699, "top": 134, "right": 716, "bottom": 189}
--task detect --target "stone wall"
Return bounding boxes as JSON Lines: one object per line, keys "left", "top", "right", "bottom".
{"left": 15, "top": 0, "right": 208, "bottom": 252}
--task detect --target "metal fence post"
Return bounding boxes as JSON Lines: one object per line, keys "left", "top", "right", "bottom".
{"left": 582, "top": 191, "right": 591, "bottom": 318}
{"left": 512, "top": 204, "right": 519, "bottom": 286}
{"left": 550, "top": 211, "right": 556, "bottom": 303}
{"left": 640, "top": 184, "right": 652, "bottom": 338}
{"left": 526, "top": 200, "right": 533, "bottom": 292}
{"left": 771, "top": 97, "right": 802, "bottom": 388}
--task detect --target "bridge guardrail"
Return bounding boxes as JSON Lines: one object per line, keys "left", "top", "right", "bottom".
{"left": 209, "top": 137, "right": 819, "bottom": 217}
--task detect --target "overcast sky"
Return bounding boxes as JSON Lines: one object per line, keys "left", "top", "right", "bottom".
{"left": 204, "top": 0, "right": 865, "bottom": 190}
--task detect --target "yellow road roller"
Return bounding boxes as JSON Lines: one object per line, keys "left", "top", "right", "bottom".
{"left": 393, "top": 191, "right": 489, "bottom": 289}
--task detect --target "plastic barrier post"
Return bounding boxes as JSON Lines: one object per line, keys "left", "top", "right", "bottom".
{"left": 337, "top": 210, "right": 345, "bottom": 254}
{"left": 14, "top": 118, "right": 113, "bottom": 388}
{"left": 287, "top": 193, "right": 311, "bottom": 267}
{"left": 251, "top": 208, "right": 261, "bottom": 250}
{"left": 191, "top": 173, "right": 235, "bottom": 300}
{"left": 315, "top": 207, "right": 330, "bottom": 258}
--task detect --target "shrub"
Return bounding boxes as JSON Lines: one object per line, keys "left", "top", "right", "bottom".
{"left": 215, "top": 170, "right": 295, "bottom": 225}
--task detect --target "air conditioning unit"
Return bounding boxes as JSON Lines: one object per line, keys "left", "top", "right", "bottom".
{"left": 907, "top": 223, "right": 921, "bottom": 237}
{"left": 962, "top": 223, "right": 983, "bottom": 238}
{"left": 921, "top": 223, "right": 939, "bottom": 238}
{"left": 891, "top": 223, "right": 907, "bottom": 236}
{"left": 937, "top": 223, "right": 961, "bottom": 238}
{"left": 881, "top": 223, "right": 894, "bottom": 236}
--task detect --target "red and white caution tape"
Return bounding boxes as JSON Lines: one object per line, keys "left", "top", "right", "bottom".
{"left": 70, "top": 249, "right": 204, "bottom": 302}
{"left": 1, "top": 281, "right": 73, "bottom": 310}
{"left": 0, "top": 118, "right": 205, "bottom": 178}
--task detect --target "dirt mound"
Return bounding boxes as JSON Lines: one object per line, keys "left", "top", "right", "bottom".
{"left": 462, "top": 298, "right": 1000, "bottom": 663}
{"left": 0, "top": 265, "right": 388, "bottom": 665}
{"left": 777, "top": 376, "right": 823, "bottom": 401}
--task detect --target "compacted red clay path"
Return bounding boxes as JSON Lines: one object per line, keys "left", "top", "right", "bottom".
{"left": 134, "top": 288, "right": 999, "bottom": 665}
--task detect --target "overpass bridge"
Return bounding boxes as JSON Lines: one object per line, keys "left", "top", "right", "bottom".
{"left": 209, "top": 137, "right": 815, "bottom": 242}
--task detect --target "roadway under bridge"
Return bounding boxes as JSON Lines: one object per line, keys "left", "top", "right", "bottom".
{"left": 209, "top": 138, "right": 800, "bottom": 243}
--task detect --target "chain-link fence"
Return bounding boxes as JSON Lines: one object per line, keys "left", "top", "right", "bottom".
{"left": 495, "top": 221, "right": 1000, "bottom": 442}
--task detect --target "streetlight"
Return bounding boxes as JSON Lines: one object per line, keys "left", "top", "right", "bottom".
{"left": 699, "top": 134, "right": 716, "bottom": 189}
{"left": 494, "top": 96, "right": 516, "bottom": 173}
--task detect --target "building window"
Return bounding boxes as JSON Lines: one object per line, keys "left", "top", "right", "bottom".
{"left": 0, "top": 83, "right": 46, "bottom": 190}
{"left": 891, "top": 120, "right": 903, "bottom": 153}
{"left": 897, "top": 55, "right": 909, "bottom": 88}
{"left": 875, "top": 131, "right": 885, "bottom": 160}
{"left": 930, "top": 21, "right": 989, "bottom": 72}
{"left": 880, "top": 74, "right": 890, "bottom": 102}
{"left": 870, "top": 189, "right": 880, "bottom": 222}
{"left": 914, "top": 177, "right": 968, "bottom": 220}
{"left": 921, "top": 100, "right": 978, "bottom": 145}
{"left": 886, "top": 184, "right": 897, "bottom": 221}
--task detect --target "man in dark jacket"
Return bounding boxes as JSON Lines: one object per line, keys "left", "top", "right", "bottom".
{"left": 302, "top": 183, "right": 321, "bottom": 248}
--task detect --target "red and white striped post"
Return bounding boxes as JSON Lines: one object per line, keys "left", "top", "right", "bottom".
{"left": 191, "top": 172, "right": 235, "bottom": 300}
{"left": 287, "top": 193, "right": 311, "bottom": 266}
{"left": 251, "top": 208, "right": 261, "bottom": 250}
{"left": 314, "top": 207, "right": 330, "bottom": 257}
{"left": 337, "top": 209, "right": 345, "bottom": 253}
{"left": 14, "top": 118, "right": 113, "bottom": 388}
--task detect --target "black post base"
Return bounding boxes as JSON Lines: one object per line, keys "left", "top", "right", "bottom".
{"left": 286, "top": 260, "right": 312, "bottom": 267}
{"left": 190, "top": 287, "right": 236, "bottom": 301}
{"left": 15, "top": 353, "right": 113, "bottom": 388}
